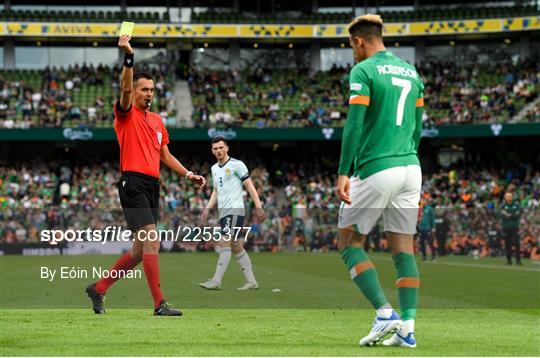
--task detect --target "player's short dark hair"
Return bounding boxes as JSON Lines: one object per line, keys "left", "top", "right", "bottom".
{"left": 211, "top": 136, "right": 228, "bottom": 146}
{"left": 133, "top": 72, "right": 153, "bottom": 84}
{"left": 348, "top": 14, "right": 383, "bottom": 41}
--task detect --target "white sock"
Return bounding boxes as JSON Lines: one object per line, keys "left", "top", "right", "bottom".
{"left": 236, "top": 249, "right": 256, "bottom": 283}
{"left": 211, "top": 247, "right": 231, "bottom": 283}
{"left": 376, "top": 303, "right": 393, "bottom": 319}
{"left": 400, "top": 320, "right": 415, "bottom": 335}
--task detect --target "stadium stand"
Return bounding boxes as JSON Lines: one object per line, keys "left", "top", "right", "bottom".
{"left": 419, "top": 58, "right": 540, "bottom": 126}
{"left": 279, "top": 163, "right": 540, "bottom": 257}
{"left": 525, "top": 102, "right": 540, "bottom": 122}
{"left": 0, "top": 9, "right": 169, "bottom": 23}
{"left": 189, "top": 67, "right": 348, "bottom": 128}
{"left": 2, "top": 58, "right": 538, "bottom": 128}
{"left": 0, "top": 159, "right": 274, "bottom": 247}
{"left": 1, "top": 5, "right": 537, "bottom": 24}
{"left": 190, "top": 5, "right": 539, "bottom": 24}
{"left": 189, "top": 59, "right": 540, "bottom": 128}
{"left": 0, "top": 63, "right": 176, "bottom": 128}
{"left": 1, "top": 159, "right": 538, "bottom": 259}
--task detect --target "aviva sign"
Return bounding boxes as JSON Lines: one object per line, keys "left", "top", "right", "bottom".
{"left": 43, "top": 24, "right": 94, "bottom": 35}
{"left": 1, "top": 16, "right": 539, "bottom": 38}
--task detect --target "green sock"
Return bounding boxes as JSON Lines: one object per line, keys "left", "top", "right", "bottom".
{"left": 392, "top": 252, "right": 420, "bottom": 320}
{"left": 341, "top": 246, "right": 388, "bottom": 309}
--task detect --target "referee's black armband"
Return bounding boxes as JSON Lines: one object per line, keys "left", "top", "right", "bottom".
{"left": 123, "top": 53, "right": 134, "bottom": 68}
{"left": 115, "top": 100, "right": 132, "bottom": 113}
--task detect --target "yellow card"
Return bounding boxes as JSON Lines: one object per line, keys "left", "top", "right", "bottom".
{"left": 119, "top": 21, "right": 135, "bottom": 36}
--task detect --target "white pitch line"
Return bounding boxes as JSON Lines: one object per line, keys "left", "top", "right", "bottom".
{"left": 374, "top": 255, "right": 540, "bottom": 272}
{"left": 420, "top": 260, "right": 540, "bottom": 273}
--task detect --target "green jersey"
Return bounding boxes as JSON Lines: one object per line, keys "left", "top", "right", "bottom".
{"left": 419, "top": 204, "right": 435, "bottom": 231}
{"left": 338, "top": 50, "right": 424, "bottom": 178}
{"left": 499, "top": 200, "right": 521, "bottom": 228}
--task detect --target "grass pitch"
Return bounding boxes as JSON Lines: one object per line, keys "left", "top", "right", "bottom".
{"left": 1, "top": 252, "right": 539, "bottom": 356}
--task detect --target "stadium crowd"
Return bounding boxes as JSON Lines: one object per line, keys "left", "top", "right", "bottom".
{"left": 190, "top": 58, "right": 540, "bottom": 128}
{"left": 278, "top": 163, "right": 540, "bottom": 259}
{"left": 524, "top": 101, "right": 540, "bottom": 123}
{"left": 0, "top": 62, "right": 176, "bottom": 128}
{"left": 0, "top": 159, "right": 276, "bottom": 252}
{"left": 1, "top": 159, "right": 538, "bottom": 261}
{"left": 419, "top": 58, "right": 540, "bottom": 126}
{"left": 1, "top": 57, "right": 538, "bottom": 129}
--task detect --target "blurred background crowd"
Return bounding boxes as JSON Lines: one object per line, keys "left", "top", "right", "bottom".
{"left": 1, "top": 159, "right": 538, "bottom": 261}
{"left": 1, "top": 57, "right": 539, "bottom": 129}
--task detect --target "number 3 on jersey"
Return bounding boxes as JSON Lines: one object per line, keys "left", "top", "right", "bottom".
{"left": 391, "top": 77, "right": 411, "bottom": 126}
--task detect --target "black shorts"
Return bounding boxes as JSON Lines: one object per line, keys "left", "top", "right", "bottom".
{"left": 118, "top": 171, "right": 160, "bottom": 232}
{"left": 219, "top": 214, "right": 245, "bottom": 231}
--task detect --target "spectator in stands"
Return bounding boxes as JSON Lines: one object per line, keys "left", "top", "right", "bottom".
{"left": 1, "top": 158, "right": 538, "bottom": 263}
{"left": 0, "top": 63, "right": 176, "bottom": 128}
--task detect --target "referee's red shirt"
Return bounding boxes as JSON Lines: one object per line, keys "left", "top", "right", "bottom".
{"left": 114, "top": 101, "right": 169, "bottom": 178}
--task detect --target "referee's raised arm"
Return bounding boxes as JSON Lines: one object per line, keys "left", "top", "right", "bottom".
{"left": 118, "top": 35, "right": 134, "bottom": 111}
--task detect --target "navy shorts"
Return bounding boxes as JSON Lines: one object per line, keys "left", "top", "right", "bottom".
{"left": 219, "top": 214, "right": 245, "bottom": 231}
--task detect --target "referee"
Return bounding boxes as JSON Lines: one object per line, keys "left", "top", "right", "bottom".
{"left": 86, "top": 35, "right": 206, "bottom": 316}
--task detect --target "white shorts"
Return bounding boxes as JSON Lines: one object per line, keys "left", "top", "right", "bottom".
{"left": 338, "top": 165, "right": 421, "bottom": 235}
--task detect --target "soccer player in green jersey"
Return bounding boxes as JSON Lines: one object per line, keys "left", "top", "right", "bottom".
{"left": 336, "top": 14, "right": 424, "bottom": 348}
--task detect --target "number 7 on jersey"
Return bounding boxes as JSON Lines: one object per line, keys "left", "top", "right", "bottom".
{"left": 391, "top": 77, "right": 411, "bottom": 126}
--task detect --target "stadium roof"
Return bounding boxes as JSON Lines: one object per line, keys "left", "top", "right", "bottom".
{"left": 8, "top": 0, "right": 519, "bottom": 7}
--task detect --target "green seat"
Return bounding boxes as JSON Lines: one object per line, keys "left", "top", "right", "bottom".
{"left": 73, "top": 10, "right": 81, "bottom": 21}
{"left": 7, "top": 10, "right": 16, "bottom": 21}
{"left": 22, "top": 10, "right": 32, "bottom": 22}
{"left": 65, "top": 10, "right": 74, "bottom": 22}
{"left": 121, "top": 11, "right": 129, "bottom": 21}
{"left": 138, "top": 12, "right": 146, "bottom": 22}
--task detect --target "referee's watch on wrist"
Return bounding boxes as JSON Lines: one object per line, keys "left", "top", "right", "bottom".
{"left": 184, "top": 171, "right": 194, "bottom": 181}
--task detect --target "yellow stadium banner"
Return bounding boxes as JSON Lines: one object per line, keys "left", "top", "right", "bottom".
{"left": 316, "top": 16, "right": 539, "bottom": 37}
{"left": 409, "top": 19, "right": 499, "bottom": 35}
{"left": 1, "top": 16, "right": 538, "bottom": 38}
{"left": 238, "top": 24, "right": 313, "bottom": 37}
{"left": 2, "top": 22, "right": 237, "bottom": 37}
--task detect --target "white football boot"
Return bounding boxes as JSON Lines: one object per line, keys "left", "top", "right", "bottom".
{"left": 359, "top": 310, "right": 402, "bottom": 347}
{"left": 382, "top": 332, "right": 417, "bottom": 348}
{"left": 236, "top": 281, "right": 259, "bottom": 291}
{"left": 198, "top": 279, "right": 221, "bottom": 290}
{"left": 383, "top": 319, "right": 417, "bottom": 348}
